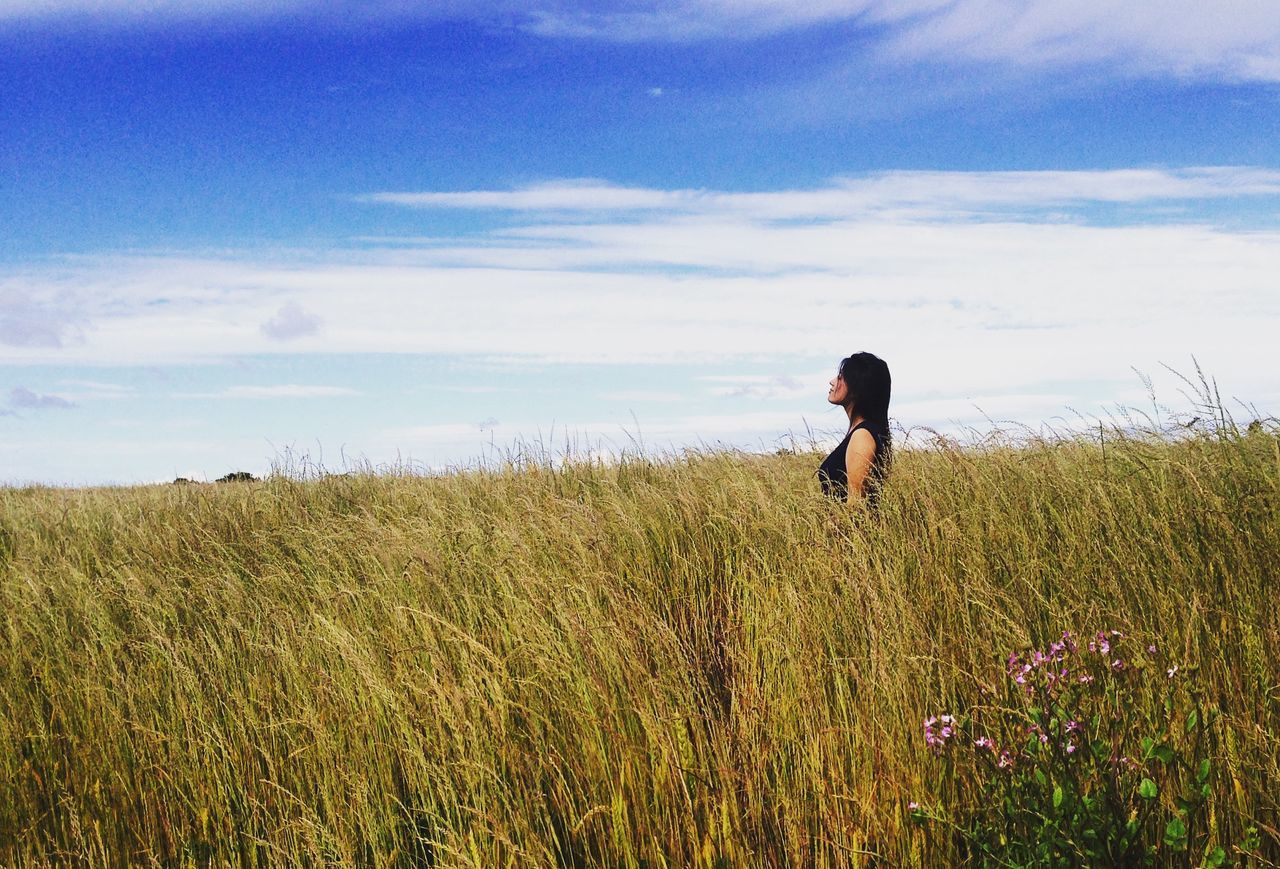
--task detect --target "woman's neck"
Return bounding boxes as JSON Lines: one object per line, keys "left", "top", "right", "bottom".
{"left": 845, "top": 406, "right": 864, "bottom": 431}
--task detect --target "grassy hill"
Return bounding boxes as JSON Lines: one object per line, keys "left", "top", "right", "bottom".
{"left": 2, "top": 418, "right": 1277, "bottom": 865}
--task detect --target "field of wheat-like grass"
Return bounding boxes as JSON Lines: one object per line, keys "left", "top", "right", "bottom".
{"left": 2, "top": 416, "right": 1278, "bottom": 866}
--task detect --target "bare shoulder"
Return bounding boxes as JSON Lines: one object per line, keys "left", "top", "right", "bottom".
{"left": 847, "top": 427, "right": 876, "bottom": 457}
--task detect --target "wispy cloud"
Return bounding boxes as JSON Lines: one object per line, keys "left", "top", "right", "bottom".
{"left": 701, "top": 374, "right": 812, "bottom": 400}
{"left": 176, "top": 385, "right": 360, "bottom": 399}
{"left": 8, "top": 2, "right": 1277, "bottom": 84}
{"left": 56, "top": 379, "right": 135, "bottom": 399}
{"left": 524, "top": 1, "right": 1280, "bottom": 82}
{"left": 880, "top": 0, "right": 1280, "bottom": 82}
{"left": 9, "top": 386, "right": 76, "bottom": 410}
{"left": 602, "top": 390, "right": 689, "bottom": 403}
{"left": 365, "top": 168, "right": 1280, "bottom": 219}
{"left": 360, "top": 179, "right": 687, "bottom": 212}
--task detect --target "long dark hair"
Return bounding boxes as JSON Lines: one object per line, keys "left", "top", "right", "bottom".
{"left": 839, "top": 351, "right": 891, "bottom": 430}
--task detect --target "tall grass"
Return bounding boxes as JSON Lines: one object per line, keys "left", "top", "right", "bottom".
{"left": 1, "top": 412, "right": 1277, "bottom": 865}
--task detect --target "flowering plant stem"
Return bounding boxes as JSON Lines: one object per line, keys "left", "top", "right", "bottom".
{"left": 914, "top": 630, "right": 1230, "bottom": 866}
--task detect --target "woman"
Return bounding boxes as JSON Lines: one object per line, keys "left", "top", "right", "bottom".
{"left": 817, "top": 352, "right": 892, "bottom": 507}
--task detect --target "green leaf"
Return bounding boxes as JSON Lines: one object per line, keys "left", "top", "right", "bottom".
{"left": 1153, "top": 743, "right": 1176, "bottom": 764}
{"left": 1205, "top": 846, "right": 1226, "bottom": 866}
{"left": 1185, "top": 708, "right": 1199, "bottom": 734}
{"left": 1138, "top": 778, "right": 1159, "bottom": 799}
{"left": 1201, "top": 783, "right": 1212, "bottom": 800}
{"left": 1141, "top": 736, "right": 1155, "bottom": 757}
{"left": 1035, "top": 768, "right": 1048, "bottom": 787}
{"left": 1163, "top": 816, "right": 1187, "bottom": 849}
{"left": 1197, "top": 758, "right": 1212, "bottom": 783}
{"left": 1053, "top": 784, "right": 1064, "bottom": 809}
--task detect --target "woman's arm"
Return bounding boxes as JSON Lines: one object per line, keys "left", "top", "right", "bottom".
{"left": 844, "top": 428, "right": 877, "bottom": 504}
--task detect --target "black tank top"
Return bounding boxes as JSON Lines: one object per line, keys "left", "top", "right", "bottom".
{"left": 818, "top": 419, "right": 890, "bottom": 507}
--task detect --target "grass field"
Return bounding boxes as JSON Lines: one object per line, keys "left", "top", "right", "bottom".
{"left": 2, "top": 407, "right": 1278, "bottom": 865}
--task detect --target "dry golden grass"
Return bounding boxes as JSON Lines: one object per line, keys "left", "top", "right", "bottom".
{"left": 1, "top": 416, "right": 1277, "bottom": 865}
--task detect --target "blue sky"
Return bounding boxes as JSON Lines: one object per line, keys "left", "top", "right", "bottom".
{"left": 3, "top": 1, "right": 1279, "bottom": 485}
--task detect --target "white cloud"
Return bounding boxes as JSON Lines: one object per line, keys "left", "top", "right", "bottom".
{"left": 3, "top": 168, "right": 1278, "bottom": 435}
{"left": 0, "top": 286, "right": 86, "bottom": 348}
{"left": 260, "top": 301, "right": 322, "bottom": 341}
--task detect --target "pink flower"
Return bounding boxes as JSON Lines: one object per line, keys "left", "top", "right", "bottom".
{"left": 1064, "top": 720, "right": 1082, "bottom": 733}
{"left": 924, "top": 715, "right": 955, "bottom": 749}
{"left": 1167, "top": 665, "right": 1179, "bottom": 678}
{"left": 974, "top": 736, "right": 993, "bottom": 750}
{"left": 1066, "top": 742, "right": 1077, "bottom": 754}
{"left": 1147, "top": 644, "right": 1157, "bottom": 654}
{"left": 998, "top": 750, "right": 1014, "bottom": 769}
{"left": 1111, "top": 658, "right": 1126, "bottom": 671}
{"left": 908, "top": 801, "right": 920, "bottom": 811}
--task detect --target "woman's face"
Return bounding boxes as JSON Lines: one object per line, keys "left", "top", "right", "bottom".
{"left": 827, "top": 370, "right": 849, "bottom": 405}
